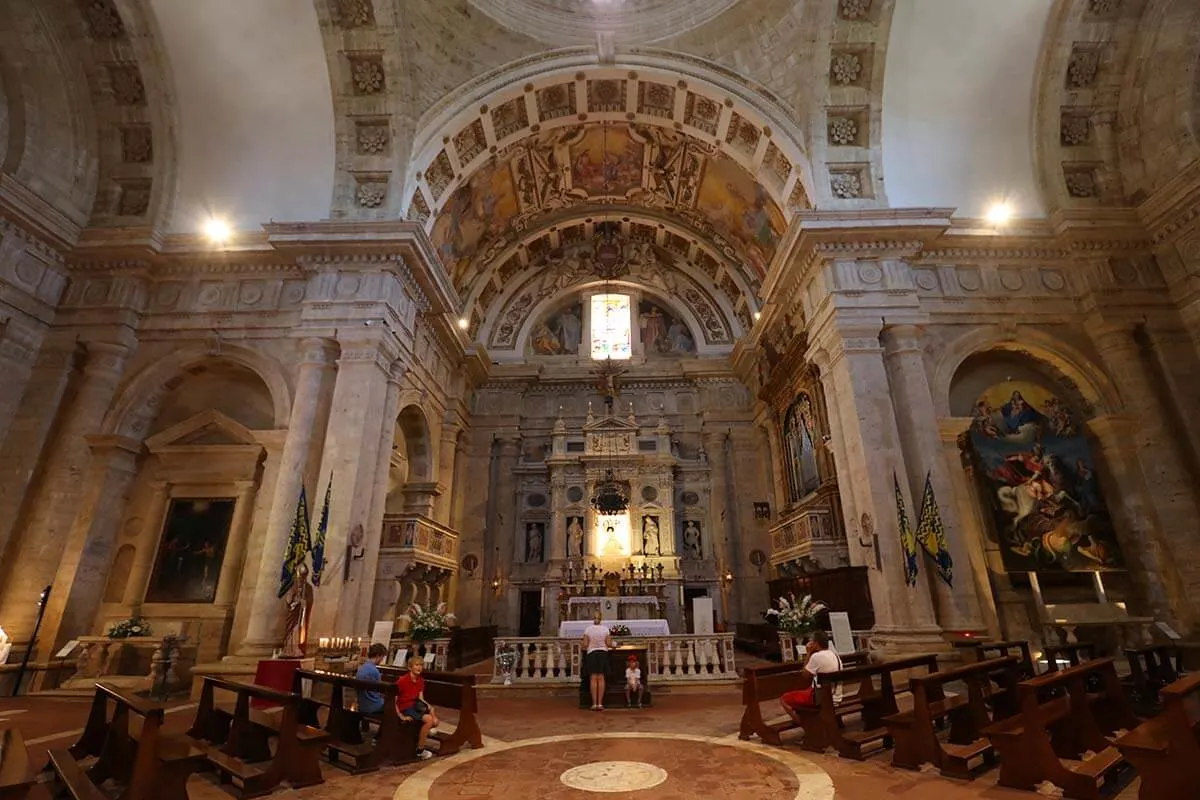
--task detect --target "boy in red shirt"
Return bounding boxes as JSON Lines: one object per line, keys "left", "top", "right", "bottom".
{"left": 396, "top": 655, "right": 440, "bottom": 759}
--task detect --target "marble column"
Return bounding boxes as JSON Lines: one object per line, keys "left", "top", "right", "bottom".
{"left": 881, "top": 324, "right": 985, "bottom": 633}
{"left": 310, "top": 337, "right": 398, "bottom": 637}
{"left": 215, "top": 480, "right": 261, "bottom": 606}
{"left": 0, "top": 341, "right": 130, "bottom": 640}
{"left": 0, "top": 319, "right": 45, "bottom": 449}
{"left": 238, "top": 338, "right": 338, "bottom": 656}
{"left": 703, "top": 429, "right": 735, "bottom": 620}
{"left": 124, "top": 480, "right": 173, "bottom": 612}
{"left": 39, "top": 434, "right": 144, "bottom": 656}
{"left": 809, "top": 324, "right": 942, "bottom": 654}
{"left": 352, "top": 360, "right": 405, "bottom": 632}
{"left": 482, "top": 435, "right": 520, "bottom": 629}
{"left": 548, "top": 472, "right": 567, "bottom": 562}
{"left": 1089, "top": 321, "right": 1200, "bottom": 631}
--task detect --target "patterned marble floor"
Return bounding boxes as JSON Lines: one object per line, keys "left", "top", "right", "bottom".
{"left": 0, "top": 690, "right": 1141, "bottom": 799}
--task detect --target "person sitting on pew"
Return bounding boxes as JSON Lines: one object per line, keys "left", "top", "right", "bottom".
{"left": 779, "top": 631, "right": 844, "bottom": 724}
{"left": 396, "top": 655, "right": 441, "bottom": 760}
{"left": 625, "top": 655, "right": 644, "bottom": 709}
{"left": 356, "top": 643, "right": 389, "bottom": 714}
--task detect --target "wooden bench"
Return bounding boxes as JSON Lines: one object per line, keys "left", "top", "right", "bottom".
{"left": 50, "top": 682, "right": 206, "bottom": 800}
{"left": 1123, "top": 644, "right": 1183, "bottom": 713}
{"left": 1113, "top": 672, "right": 1200, "bottom": 799}
{"left": 292, "top": 668, "right": 409, "bottom": 772}
{"left": 1044, "top": 642, "right": 1097, "bottom": 673}
{"left": 378, "top": 666, "right": 484, "bottom": 755}
{"left": 958, "top": 639, "right": 1036, "bottom": 679}
{"left": 185, "top": 676, "right": 329, "bottom": 797}
{"left": 984, "top": 657, "right": 1136, "bottom": 800}
{"left": 736, "top": 651, "right": 873, "bottom": 746}
{"left": 789, "top": 654, "right": 939, "bottom": 759}
{"left": 0, "top": 726, "right": 35, "bottom": 800}
{"left": 885, "top": 655, "right": 1019, "bottom": 779}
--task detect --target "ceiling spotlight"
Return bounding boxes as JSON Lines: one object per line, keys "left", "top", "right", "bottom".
{"left": 753, "top": 311, "right": 762, "bottom": 321}
{"left": 203, "top": 217, "right": 231, "bottom": 243}
{"left": 457, "top": 317, "right": 469, "bottom": 330}
{"left": 985, "top": 202, "right": 1013, "bottom": 226}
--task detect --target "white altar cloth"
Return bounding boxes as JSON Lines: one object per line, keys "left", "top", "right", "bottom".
{"left": 558, "top": 619, "right": 670, "bottom": 637}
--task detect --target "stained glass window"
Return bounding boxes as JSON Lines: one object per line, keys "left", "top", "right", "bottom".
{"left": 589, "top": 293, "right": 632, "bottom": 360}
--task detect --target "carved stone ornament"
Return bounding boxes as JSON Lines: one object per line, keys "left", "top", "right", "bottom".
{"left": 357, "top": 124, "right": 388, "bottom": 154}
{"left": 1067, "top": 49, "right": 1100, "bottom": 89}
{"left": 1060, "top": 115, "right": 1090, "bottom": 145}
{"left": 121, "top": 127, "right": 153, "bottom": 163}
{"left": 839, "top": 0, "right": 871, "bottom": 19}
{"left": 82, "top": 0, "right": 125, "bottom": 39}
{"left": 1065, "top": 170, "right": 1097, "bottom": 198}
{"left": 117, "top": 182, "right": 151, "bottom": 216}
{"left": 357, "top": 182, "right": 386, "bottom": 208}
{"left": 351, "top": 57, "right": 385, "bottom": 94}
{"left": 1088, "top": 0, "right": 1119, "bottom": 15}
{"left": 108, "top": 65, "right": 146, "bottom": 105}
{"left": 829, "top": 116, "right": 858, "bottom": 145}
{"left": 830, "top": 172, "right": 862, "bottom": 199}
{"left": 336, "top": 0, "right": 374, "bottom": 27}
{"left": 830, "top": 52, "right": 862, "bottom": 85}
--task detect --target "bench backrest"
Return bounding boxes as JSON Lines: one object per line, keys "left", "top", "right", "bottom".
{"left": 910, "top": 656, "right": 1018, "bottom": 737}
{"left": 0, "top": 725, "right": 32, "bottom": 789}
{"left": 1019, "top": 656, "right": 1136, "bottom": 744}
{"left": 1160, "top": 672, "right": 1200, "bottom": 733}
{"left": 741, "top": 662, "right": 809, "bottom": 704}
{"left": 377, "top": 666, "right": 477, "bottom": 710}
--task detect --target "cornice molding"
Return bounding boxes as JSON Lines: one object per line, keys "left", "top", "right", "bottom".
{"left": 0, "top": 175, "right": 83, "bottom": 252}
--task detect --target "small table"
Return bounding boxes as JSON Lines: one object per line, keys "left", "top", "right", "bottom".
{"left": 578, "top": 646, "right": 652, "bottom": 709}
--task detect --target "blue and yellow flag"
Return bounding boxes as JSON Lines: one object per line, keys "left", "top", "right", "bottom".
{"left": 894, "top": 472, "right": 919, "bottom": 586}
{"left": 310, "top": 475, "right": 331, "bottom": 586}
{"left": 916, "top": 471, "right": 954, "bottom": 587}
{"left": 277, "top": 486, "right": 311, "bottom": 598}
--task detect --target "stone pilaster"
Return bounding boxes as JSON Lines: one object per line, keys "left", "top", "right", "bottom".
{"left": 214, "top": 480, "right": 261, "bottom": 606}
{"left": 0, "top": 319, "right": 46, "bottom": 447}
{"left": 433, "top": 422, "right": 461, "bottom": 525}
{"left": 703, "top": 429, "right": 734, "bottom": 622}
{"left": 548, "top": 471, "right": 567, "bottom": 562}
{"left": 0, "top": 341, "right": 130, "bottom": 640}
{"left": 808, "top": 323, "right": 943, "bottom": 654}
{"left": 881, "top": 324, "right": 985, "bottom": 634}
{"left": 482, "top": 435, "right": 520, "bottom": 629}
{"left": 1089, "top": 321, "right": 1200, "bottom": 631}
{"left": 124, "top": 480, "right": 172, "bottom": 612}
{"left": 1141, "top": 323, "right": 1200, "bottom": 476}
{"left": 237, "top": 338, "right": 338, "bottom": 656}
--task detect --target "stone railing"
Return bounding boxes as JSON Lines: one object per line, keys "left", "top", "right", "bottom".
{"left": 778, "top": 629, "right": 873, "bottom": 663}
{"left": 381, "top": 513, "right": 459, "bottom": 571}
{"left": 61, "top": 635, "right": 193, "bottom": 693}
{"left": 393, "top": 636, "right": 451, "bottom": 672}
{"left": 490, "top": 633, "right": 738, "bottom": 685}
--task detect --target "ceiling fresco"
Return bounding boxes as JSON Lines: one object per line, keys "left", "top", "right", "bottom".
{"left": 427, "top": 121, "right": 789, "bottom": 293}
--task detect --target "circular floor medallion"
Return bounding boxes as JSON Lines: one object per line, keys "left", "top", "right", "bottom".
{"left": 559, "top": 760, "right": 668, "bottom": 793}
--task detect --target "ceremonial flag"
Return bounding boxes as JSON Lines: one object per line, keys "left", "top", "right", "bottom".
{"left": 310, "top": 474, "right": 331, "bottom": 586}
{"left": 894, "top": 472, "right": 919, "bottom": 586}
{"left": 915, "top": 471, "right": 954, "bottom": 587}
{"left": 277, "top": 486, "right": 311, "bottom": 598}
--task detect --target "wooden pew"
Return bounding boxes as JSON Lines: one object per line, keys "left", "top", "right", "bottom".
{"left": 0, "top": 726, "right": 36, "bottom": 800}
{"left": 186, "top": 676, "right": 329, "bottom": 798}
{"left": 885, "top": 655, "right": 1019, "bottom": 779}
{"left": 378, "top": 666, "right": 484, "bottom": 755}
{"left": 292, "top": 668, "right": 410, "bottom": 772}
{"left": 50, "top": 683, "right": 205, "bottom": 800}
{"left": 1123, "top": 644, "right": 1182, "bottom": 713}
{"left": 789, "top": 654, "right": 939, "bottom": 759}
{"left": 1113, "top": 672, "right": 1200, "bottom": 799}
{"left": 1044, "top": 642, "right": 1097, "bottom": 673}
{"left": 964, "top": 639, "right": 1036, "bottom": 679}
{"left": 736, "top": 652, "right": 874, "bottom": 747}
{"left": 985, "top": 657, "right": 1137, "bottom": 800}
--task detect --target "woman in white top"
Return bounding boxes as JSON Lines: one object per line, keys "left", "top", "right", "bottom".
{"left": 581, "top": 612, "right": 614, "bottom": 711}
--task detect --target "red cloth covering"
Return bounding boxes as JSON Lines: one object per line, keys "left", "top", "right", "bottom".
{"left": 252, "top": 659, "right": 302, "bottom": 709}
{"left": 395, "top": 672, "right": 424, "bottom": 711}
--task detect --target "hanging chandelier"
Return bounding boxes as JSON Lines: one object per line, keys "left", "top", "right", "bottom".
{"left": 591, "top": 468, "right": 629, "bottom": 515}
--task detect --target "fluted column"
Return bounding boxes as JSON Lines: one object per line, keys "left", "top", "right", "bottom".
{"left": 124, "top": 480, "right": 173, "bottom": 612}
{"left": 238, "top": 338, "right": 338, "bottom": 656}
{"left": 0, "top": 341, "right": 130, "bottom": 640}
{"left": 215, "top": 480, "right": 261, "bottom": 606}
{"left": 1089, "top": 321, "right": 1200, "bottom": 631}
{"left": 809, "top": 323, "right": 942, "bottom": 654}
{"left": 881, "top": 324, "right": 985, "bottom": 634}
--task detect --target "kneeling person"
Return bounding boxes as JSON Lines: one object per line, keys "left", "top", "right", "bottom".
{"left": 779, "top": 630, "right": 843, "bottom": 726}
{"left": 396, "top": 655, "right": 440, "bottom": 759}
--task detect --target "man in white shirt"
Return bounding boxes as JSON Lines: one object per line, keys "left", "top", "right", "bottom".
{"left": 780, "top": 630, "right": 844, "bottom": 722}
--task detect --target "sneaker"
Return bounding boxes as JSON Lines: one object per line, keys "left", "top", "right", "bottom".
{"left": 635, "top": 703, "right": 642, "bottom": 709}
{"left": 416, "top": 749, "right": 433, "bottom": 760}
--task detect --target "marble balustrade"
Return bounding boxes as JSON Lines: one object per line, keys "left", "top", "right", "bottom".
{"left": 490, "top": 633, "right": 737, "bottom": 684}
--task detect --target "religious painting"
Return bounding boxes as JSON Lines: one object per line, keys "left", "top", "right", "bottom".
{"left": 681, "top": 519, "right": 703, "bottom": 561}
{"left": 638, "top": 300, "right": 695, "bottom": 355}
{"left": 967, "top": 381, "right": 1124, "bottom": 573}
{"left": 146, "top": 498, "right": 236, "bottom": 603}
{"left": 696, "top": 151, "right": 785, "bottom": 278}
{"left": 569, "top": 124, "right": 644, "bottom": 197}
{"left": 429, "top": 156, "right": 520, "bottom": 287}
{"left": 641, "top": 515, "right": 661, "bottom": 556}
{"left": 783, "top": 394, "right": 820, "bottom": 502}
{"left": 566, "top": 516, "right": 585, "bottom": 559}
{"left": 525, "top": 522, "right": 545, "bottom": 563}
{"left": 530, "top": 301, "right": 583, "bottom": 356}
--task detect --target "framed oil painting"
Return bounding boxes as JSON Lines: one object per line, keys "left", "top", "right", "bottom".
{"left": 145, "top": 498, "right": 236, "bottom": 603}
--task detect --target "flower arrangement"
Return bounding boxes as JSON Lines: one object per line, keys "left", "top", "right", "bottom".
{"left": 407, "top": 602, "right": 456, "bottom": 642}
{"left": 609, "top": 624, "right": 631, "bottom": 637}
{"left": 764, "top": 594, "right": 827, "bottom": 636}
{"left": 107, "top": 617, "right": 152, "bottom": 639}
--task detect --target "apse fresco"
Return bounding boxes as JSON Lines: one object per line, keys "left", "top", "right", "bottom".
{"left": 638, "top": 300, "right": 695, "bottom": 355}
{"left": 697, "top": 150, "right": 785, "bottom": 278}
{"left": 430, "top": 156, "right": 520, "bottom": 286}
{"left": 569, "top": 124, "right": 644, "bottom": 197}
{"left": 530, "top": 302, "right": 584, "bottom": 356}
{"left": 967, "top": 381, "right": 1124, "bottom": 573}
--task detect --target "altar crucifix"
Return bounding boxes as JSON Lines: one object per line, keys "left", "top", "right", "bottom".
{"left": 593, "top": 357, "right": 627, "bottom": 412}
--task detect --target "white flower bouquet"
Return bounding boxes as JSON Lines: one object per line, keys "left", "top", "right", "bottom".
{"left": 107, "top": 616, "right": 152, "bottom": 639}
{"left": 764, "top": 593, "right": 827, "bottom": 636}
{"left": 407, "top": 602, "right": 456, "bottom": 641}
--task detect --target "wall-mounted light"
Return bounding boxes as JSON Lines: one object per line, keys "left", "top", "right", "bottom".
{"left": 985, "top": 201, "right": 1013, "bottom": 227}
{"left": 490, "top": 576, "right": 503, "bottom": 597}
{"left": 457, "top": 317, "right": 469, "bottom": 330}
{"left": 721, "top": 570, "right": 734, "bottom": 587}
{"left": 203, "top": 216, "right": 232, "bottom": 245}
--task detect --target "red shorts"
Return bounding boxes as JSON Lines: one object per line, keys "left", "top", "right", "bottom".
{"left": 781, "top": 688, "right": 817, "bottom": 708}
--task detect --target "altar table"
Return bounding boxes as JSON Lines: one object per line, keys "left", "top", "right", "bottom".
{"left": 558, "top": 619, "right": 670, "bottom": 637}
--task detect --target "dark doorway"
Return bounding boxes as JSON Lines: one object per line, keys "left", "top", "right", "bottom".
{"left": 519, "top": 590, "right": 542, "bottom": 636}
{"left": 683, "top": 586, "right": 709, "bottom": 634}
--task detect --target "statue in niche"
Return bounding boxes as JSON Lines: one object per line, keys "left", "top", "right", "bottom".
{"left": 566, "top": 516, "right": 585, "bottom": 558}
{"left": 602, "top": 524, "right": 623, "bottom": 556}
{"left": 642, "top": 516, "right": 660, "bottom": 556}
{"left": 682, "top": 520, "right": 703, "bottom": 560}
{"left": 526, "top": 523, "right": 544, "bottom": 563}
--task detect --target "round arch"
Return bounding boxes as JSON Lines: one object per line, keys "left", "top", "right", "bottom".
{"left": 395, "top": 404, "right": 434, "bottom": 483}
{"left": 103, "top": 343, "right": 293, "bottom": 438}
{"left": 931, "top": 325, "right": 1122, "bottom": 420}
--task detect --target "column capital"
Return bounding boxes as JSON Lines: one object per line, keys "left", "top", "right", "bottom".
{"left": 1084, "top": 319, "right": 1138, "bottom": 353}
{"left": 298, "top": 337, "right": 339, "bottom": 367}
{"left": 81, "top": 340, "right": 130, "bottom": 377}
{"left": 880, "top": 323, "right": 925, "bottom": 356}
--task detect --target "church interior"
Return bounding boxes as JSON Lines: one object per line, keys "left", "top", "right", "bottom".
{"left": 1, "top": 0, "right": 1199, "bottom": 797}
